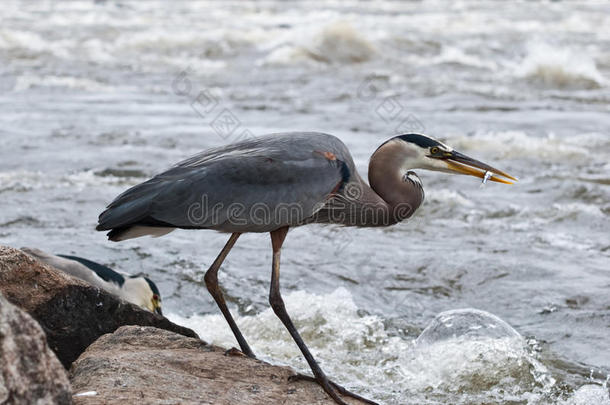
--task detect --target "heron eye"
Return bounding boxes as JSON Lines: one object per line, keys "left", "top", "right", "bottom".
{"left": 430, "top": 147, "right": 439, "bottom": 155}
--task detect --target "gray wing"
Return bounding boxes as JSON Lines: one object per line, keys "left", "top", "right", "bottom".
{"left": 96, "top": 132, "right": 354, "bottom": 235}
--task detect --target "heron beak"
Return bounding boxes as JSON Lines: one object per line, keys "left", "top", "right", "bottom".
{"left": 151, "top": 298, "right": 163, "bottom": 315}
{"left": 443, "top": 150, "right": 517, "bottom": 184}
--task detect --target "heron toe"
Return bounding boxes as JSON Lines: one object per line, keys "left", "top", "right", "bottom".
{"left": 224, "top": 347, "right": 256, "bottom": 358}
{"left": 289, "top": 373, "right": 379, "bottom": 405}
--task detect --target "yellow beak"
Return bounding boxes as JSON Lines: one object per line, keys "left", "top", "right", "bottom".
{"left": 152, "top": 299, "right": 163, "bottom": 315}
{"left": 443, "top": 150, "right": 517, "bottom": 185}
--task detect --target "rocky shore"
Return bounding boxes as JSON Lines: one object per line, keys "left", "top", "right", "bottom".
{"left": 0, "top": 246, "right": 367, "bottom": 404}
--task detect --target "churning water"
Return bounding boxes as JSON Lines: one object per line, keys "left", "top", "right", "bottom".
{"left": 1, "top": 1, "right": 609, "bottom": 403}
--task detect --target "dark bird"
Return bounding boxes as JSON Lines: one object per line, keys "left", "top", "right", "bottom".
{"left": 22, "top": 247, "right": 163, "bottom": 315}
{"left": 96, "top": 132, "right": 515, "bottom": 404}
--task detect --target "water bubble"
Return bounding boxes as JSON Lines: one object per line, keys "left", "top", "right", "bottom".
{"left": 415, "top": 308, "right": 521, "bottom": 345}
{"left": 408, "top": 309, "right": 545, "bottom": 395}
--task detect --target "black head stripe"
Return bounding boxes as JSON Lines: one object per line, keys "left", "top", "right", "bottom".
{"left": 143, "top": 277, "right": 161, "bottom": 297}
{"left": 375, "top": 133, "right": 442, "bottom": 154}
{"left": 396, "top": 134, "right": 442, "bottom": 149}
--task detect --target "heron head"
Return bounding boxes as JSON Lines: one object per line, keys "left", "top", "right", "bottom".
{"left": 389, "top": 133, "right": 516, "bottom": 184}
{"left": 124, "top": 275, "right": 163, "bottom": 315}
{"left": 144, "top": 277, "right": 163, "bottom": 315}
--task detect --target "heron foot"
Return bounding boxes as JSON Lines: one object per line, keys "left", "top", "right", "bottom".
{"left": 289, "top": 373, "right": 378, "bottom": 405}
{"left": 224, "top": 347, "right": 256, "bottom": 359}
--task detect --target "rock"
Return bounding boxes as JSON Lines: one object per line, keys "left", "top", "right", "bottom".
{"left": 0, "top": 246, "right": 198, "bottom": 369}
{"left": 0, "top": 292, "right": 72, "bottom": 405}
{"left": 70, "top": 326, "right": 369, "bottom": 405}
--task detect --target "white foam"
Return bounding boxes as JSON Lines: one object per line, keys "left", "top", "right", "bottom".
{"left": 407, "top": 336, "right": 541, "bottom": 394}
{"left": 515, "top": 42, "right": 607, "bottom": 89}
{"left": 261, "top": 21, "right": 376, "bottom": 66}
{"left": 309, "top": 22, "right": 376, "bottom": 64}
{"left": 262, "top": 45, "right": 321, "bottom": 67}
{"left": 169, "top": 288, "right": 388, "bottom": 374}
{"left": 433, "top": 46, "right": 498, "bottom": 70}
{"left": 168, "top": 289, "right": 562, "bottom": 402}
{"left": 13, "top": 75, "right": 112, "bottom": 92}
{"left": 408, "top": 308, "right": 553, "bottom": 396}
{"left": 448, "top": 131, "right": 602, "bottom": 162}
{"left": 560, "top": 384, "right": 610, "bottom": 405}
{"left": 537, "top": 230, "right": 599, "bottom": 252}
{"left": 0, "top": 170, "right": 141, "bottom": 192}
{"left": 0, "top": 29, "right": 51, "bottom": 54}
{"left": 426, "top": 189, "right": 475, "bottom": 208}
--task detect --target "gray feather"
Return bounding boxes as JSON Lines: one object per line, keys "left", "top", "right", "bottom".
{"left": 97, "top": 132, "right": 354, "bottom": 234}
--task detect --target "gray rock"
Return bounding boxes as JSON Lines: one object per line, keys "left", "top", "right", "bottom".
{"left": 0, "top": 293, "right": 72, "bottom": 405}
{"left": 70, "top": 325, "right": 368, "bottom": 405}
{"left": 0, "top": 246, "right": 198, "bottom": 369}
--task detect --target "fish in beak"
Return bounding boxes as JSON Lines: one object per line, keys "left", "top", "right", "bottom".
{"left": 443, "top": 150, "right": 517, "bottom": 185}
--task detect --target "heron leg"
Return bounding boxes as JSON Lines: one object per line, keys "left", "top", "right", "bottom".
{"left": 289, "top": 374, "right": 378, "bottom": 405}
{"left": 204, "top": 232, "right": 255, "bottom": 358}
{"left": 269, "top": 227, "right": 375, "bottom": 405}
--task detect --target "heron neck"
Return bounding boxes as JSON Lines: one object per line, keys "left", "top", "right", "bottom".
{"left": 367, "top": 142, "right": 424, "bottom": 223}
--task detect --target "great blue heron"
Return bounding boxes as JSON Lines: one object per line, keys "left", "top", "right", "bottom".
{"left": 96, "top": 132, "right": 515, "bottom": 404}
{"left": 22, "top": 247, "right": 163, "bottom": 314}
